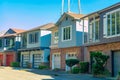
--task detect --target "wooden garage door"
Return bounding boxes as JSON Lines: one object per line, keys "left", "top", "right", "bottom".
{"left": 54, "top": 54, "right": 60, "bottom": 69}
{"left": 6, "top": 54, "right": 14, "bottom": 66}
{"left": 114, "top": 51, "right": 120, "bottom": 77}
{"left": 33, "top": 54, "right": 42, "bottom": 68}
{"left": 22, "top": 54, "right": 30, "bottom": 67}
{"left": 0, "top": 54, "right": 3, "bottom": 66}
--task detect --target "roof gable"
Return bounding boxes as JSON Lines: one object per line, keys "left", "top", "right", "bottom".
{"left": 56, "top": 12, "right": 85, "bottom": 25}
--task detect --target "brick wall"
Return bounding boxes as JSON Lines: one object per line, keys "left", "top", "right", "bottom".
{"left": 50, "top": 46, "right": 83, "bottom": 70}
{"left": 85, "top": 42, "right": 120, "bottom": 73}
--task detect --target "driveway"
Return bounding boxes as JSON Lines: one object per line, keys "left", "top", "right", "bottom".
{"left": 0, "top": 67, "right": 112, "bottom": 80}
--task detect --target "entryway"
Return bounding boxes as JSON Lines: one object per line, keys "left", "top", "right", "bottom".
{"left": 52, "top": 53, "right": 61, "bottom": 69}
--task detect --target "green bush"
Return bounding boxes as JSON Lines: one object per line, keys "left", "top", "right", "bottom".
{"left": 66, "top": 59, "right": 79, "bottom": 72}
{"left": 10, "top": 62, "right": 20, "bottom": 67}
{"left": 90, "top": 51, "right": 109, "bottom": 76}
{"left": 79, "top": 62, "right": 89, "bottom": 73}
{"left": 38, "top": 65, "right": 49, "bottom": 70}
{"left": 119, "top": 72, "right": 120, "bottom": 75}
{"left": 72, "top": 67, "right": 80, "bottom": 74}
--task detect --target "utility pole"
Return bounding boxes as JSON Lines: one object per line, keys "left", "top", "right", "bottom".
{"left": 68, "top": 0, "right": 70, "bottom": 13}
{"left": 61, "top": 0, "right": 64, "bottom": 15}
{"left": 78, "top": 0, "right": 82, "bottom": 14}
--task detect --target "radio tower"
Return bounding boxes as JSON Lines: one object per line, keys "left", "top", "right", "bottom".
{"left": 61, "top": 0, "right": 82, "bottom": 15}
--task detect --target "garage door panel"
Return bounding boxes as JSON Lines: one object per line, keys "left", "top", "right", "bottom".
{"left": 0, "top": 54, "right": 3, "bottom": 66}
{"left": 33, "top": 54, "right": 42, "bottom": 68}
{"left": 6, "top": 54, "right": 14, "bottom": 66}
{"left": 22, "top": 54, "right": 30, "bottom": 67}
{"left": 114, "top": 51, "right": 120, "bottom": 77}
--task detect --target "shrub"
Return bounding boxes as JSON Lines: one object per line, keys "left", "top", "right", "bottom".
{"left": 66, "top": 59, "right": 79, "bottom": 72}
{"left": 79, "top": 62, "right": 89, "bottom": 73}
{"left": 90, "top": 51, "right": 109, "bottom": 76}
{"left": 38, "top": 65, "right": 49, "bottom": 70}
{"left": 10, "top": 62, "right": 20, "bottom": 67}
{"left": 72, "top": 67, "right": 80, "bottom": 74}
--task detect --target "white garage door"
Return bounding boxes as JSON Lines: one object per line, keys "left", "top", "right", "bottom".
{"left": 22, "top": 54, "right": 30, "bottom": 67}
{"left": 114, "top": 51, "right": 120, "bottom": 77}
{"left": 52, "top": 54, "right": 60, "bottom": 69}
{"left": 33, "top": 54, "right": 42, "bottom": 68}
{"left": 66, "top": 53, "right": 77, "bottom": 71}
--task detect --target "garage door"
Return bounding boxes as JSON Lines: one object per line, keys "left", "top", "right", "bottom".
{"left": 52, "top": 54, "right": 60, "bottom": 69}
{"left": 66, "top": 53, "right": 77, "bottom": 71}
{"left": 22, "top": 54, "right": 30, "bottom": 67}
{"left": 33, "top": 54, "right": 42, "bottom": 68}
{"left": 114, "top": 51, "right": 120, "bottom": 77}
{"left": 0, "top": 54, "right": 3, "bottom": 66}
{"left": 6, "top": 54, "right": 14, "bottom": 66}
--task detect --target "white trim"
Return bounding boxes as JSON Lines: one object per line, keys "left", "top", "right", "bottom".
{"left": 104, "top": 9, "right": 120, "bottom": 38}
{"left": 52, "top": 54, "right": 54, "bottom": 70}
{"left": 62, "top": 25, "right": 72, "bottom": 42}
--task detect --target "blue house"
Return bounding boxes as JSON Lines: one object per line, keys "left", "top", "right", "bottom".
{"left": 49, "top": 12, "right": 88, "bottom": 71}
{"left": 18, "top": 23, "right": 54, "bottom": 68}
{"left": 0, "top": 28, "right": 25, "bottom": 66}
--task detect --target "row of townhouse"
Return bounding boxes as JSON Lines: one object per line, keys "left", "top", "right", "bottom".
{"left": 82, "top": 2, "right": 120, "bottom": 77}
{"left": 0, "top": 28, "right": 25, "bottom": 66}
{"left": 0, "top": 2, "right": 120, "bottom": 77}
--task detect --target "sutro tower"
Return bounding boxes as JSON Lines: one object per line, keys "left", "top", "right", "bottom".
{"left": 61, "top": 0, "right": 82, "bottom": 15}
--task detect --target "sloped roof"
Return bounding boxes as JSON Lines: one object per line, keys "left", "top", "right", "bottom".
{"left": 66, "top": 12, "right": 85, "bottom": 19}
{"left": 56, "top": 12, "right": 85, "bottom": 25}
{"left": 0, "top": 34, "right": 17, "bottom": 38}
{"left": 0, "top": 30, "right": 7, "bottom": 37}
{"left": 10, "top": 28, "right": 26, "bottom": 33}
{"left": 20, "top": 23, "right": 55, "bottom": 33}
{"left": 81, "top": 2, "right": 120, "bottom": 19}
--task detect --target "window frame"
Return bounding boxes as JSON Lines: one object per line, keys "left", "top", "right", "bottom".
{"left": 89, "top": 18, "right": 100, "bottom": 42}
{"left": 62, "top": 25, "right": 72, "bottom": 42}
{"left": 105, "top": 8, "right": 120, "bottom": 38}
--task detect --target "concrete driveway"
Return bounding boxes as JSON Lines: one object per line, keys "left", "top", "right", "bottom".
{"left": 0, "top": 67, "right": 110, "bottom": 80}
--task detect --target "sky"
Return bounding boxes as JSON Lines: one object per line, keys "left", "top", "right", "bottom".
{"left": 0, "top": 0, "right": 120, "bottom": 31}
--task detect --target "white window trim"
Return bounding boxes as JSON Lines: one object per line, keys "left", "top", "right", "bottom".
{"left": 89, "top": 18, "right": 100, "bottom": 42}
{"left": 54, "top": 31, "right": 58, "bottom": 44}
{"left": 104, "top": 8, "right": 120, "bottom": 38}
{"left": 62, "top": 25, "right": 72, "bottom": 42}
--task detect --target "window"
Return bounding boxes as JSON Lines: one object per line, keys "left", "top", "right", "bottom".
{"left": 54, "top": 31, "right": 58, "bottom": 44}
{"left": 35, "top": 32, "right": 39, "bottom": 43}
{"left": 62, "top": 26, "right": 72, "bottom": 41}
{"left": 0, "top": 39, "right": 2, "bottom": 48}
{"left": 106, "top": 10, "right": 120, "bottom": 37}
{"left": 29, "top": 32, "right": 39, "bottom": 44}
{"left": 89, "top": 19, "right": 99, "bottom": 42}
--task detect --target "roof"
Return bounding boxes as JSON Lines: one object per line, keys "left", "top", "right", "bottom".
{"left": 56, "top": 12, "right": 85, "bottom": 25}
{"left": 10, "top": 28, "right": 26, "bottom": 33}
{"left": 0, "top": 34, "right": 17, "bottom": 38}
{"left": 0, "top": 30, "right": 7, "bottom": 37}
{"left": 0, "top": 28, "right": 26, "bottom": 38}
{"left": 20, "top": 23, "right": 55, "bottom": 33}
{"left": 81, "top": 2, "right": 120, "bottom": 19}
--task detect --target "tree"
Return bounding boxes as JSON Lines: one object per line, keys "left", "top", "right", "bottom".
{"left": 66, "top": 59, "right": 79, "bottom": 72}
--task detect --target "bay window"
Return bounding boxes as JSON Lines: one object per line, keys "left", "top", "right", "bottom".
{"left": 106, "top": 10, "right": 120, "bottom": 37}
